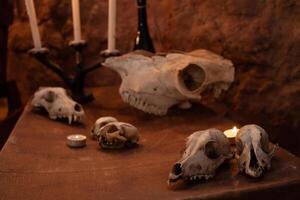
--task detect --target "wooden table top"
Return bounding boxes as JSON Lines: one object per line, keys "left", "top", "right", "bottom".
{"left": 0, "top": 86, "right": 300, "bottom": 200}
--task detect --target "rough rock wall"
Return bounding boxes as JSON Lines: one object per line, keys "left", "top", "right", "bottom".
{"left": 7, "top": 0, "right": 300, "bottom": 155}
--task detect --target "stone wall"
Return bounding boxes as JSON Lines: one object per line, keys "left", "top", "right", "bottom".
{"left": 7, "top": 0, "right": 300, "bottom": 155}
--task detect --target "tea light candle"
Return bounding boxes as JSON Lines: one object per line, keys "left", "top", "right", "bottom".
{"left": 224, "top": 126, "right": 239, "bottom": 144}
{"left": 67, "top": 134, "right": 86, "bottom": 148}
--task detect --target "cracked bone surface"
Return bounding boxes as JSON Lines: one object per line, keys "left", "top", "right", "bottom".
{"left": 103, "top": 49, "right": 234, "bottom": 115}
{"left": 90, "top": 116, "right": 118, "bottom": 139}
{"left": 168, "top": 128, "right": 232, "bottom": 184}
{"left": 31, "top": 87, "right": 85, "bottom": 124}
{"left": 98, "top": 122, "right": 139, "bottom": 149}
{"left": 235, "top": 124, "right": 278, "bottom": 178}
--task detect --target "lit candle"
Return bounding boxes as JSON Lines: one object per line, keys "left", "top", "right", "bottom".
{"left": 25, "top": 0, "right": 42, "bottom": 49}
{"left": 107, "top": 0, "right": 117, "bottom": 51}
{"left": 224, "top": 126, "right": 239, "bottom": 144}
{"left": 67, "top": 134, "right": 86, "bottom": 148}
{"left": 71, "top": 0, "right": 82, "bottom": 43}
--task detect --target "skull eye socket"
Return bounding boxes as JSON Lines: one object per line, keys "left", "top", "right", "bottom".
{"left": 178, "top": 64, "right": 205, "bottom": 92}
{"left": 204, "top": 141, "right": 220, "bottom": 159}
{"left": 107, "top": 125, "right": 119, "bottom": 133}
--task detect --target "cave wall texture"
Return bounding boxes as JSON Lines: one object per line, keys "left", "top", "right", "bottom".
{"left": 7, "top": 0, "right": 300, "bottom": 155}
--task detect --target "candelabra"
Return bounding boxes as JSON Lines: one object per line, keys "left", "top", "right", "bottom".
{"left": 28, "top": 40, "right": 102, "bottom": 103}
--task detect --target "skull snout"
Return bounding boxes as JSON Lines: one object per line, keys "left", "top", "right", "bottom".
{"left": 169, "top": 163, "right": 183, "bottom": 182}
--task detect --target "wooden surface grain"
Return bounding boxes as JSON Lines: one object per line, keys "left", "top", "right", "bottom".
{"left": 0, "top": 86, "right": 300, "bottom": 200}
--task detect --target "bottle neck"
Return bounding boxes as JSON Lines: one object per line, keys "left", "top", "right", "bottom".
{"left": 137, "top": 0, "right": 148, "bottom": 31}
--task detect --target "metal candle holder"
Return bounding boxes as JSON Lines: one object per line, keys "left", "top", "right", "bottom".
{"left": 28, "top": 40, "right": 102, "bottom": 103}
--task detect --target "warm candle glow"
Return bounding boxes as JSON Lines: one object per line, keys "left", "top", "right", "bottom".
{"left": 224, "top": 126, "right": 239, "bottom": 138}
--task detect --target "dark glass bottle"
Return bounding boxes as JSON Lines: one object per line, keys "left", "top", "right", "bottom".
{"left": 133, "top": 0, "right": 155, "bottom": 52}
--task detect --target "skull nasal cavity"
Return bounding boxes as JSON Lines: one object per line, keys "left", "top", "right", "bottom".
{"left": 172, "top": 163, "right": 182, "bottom": 176}
{"left": 179, "top": 64, "right": 205, "bottom": 91}
{"left": 74, "top": 104, "right": 81, "bottom": 112}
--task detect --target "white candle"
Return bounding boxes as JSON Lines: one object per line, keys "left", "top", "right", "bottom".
{"left": 67, "top": 134, "right": 87, "bottom": 148}
{"left": 107, "top": 0, "right": 117, "bottom": 51}
{"left": 71, "top": 0, "right": 82, "bottom": 42}
{"left": 224, "top": 126, "right": 239, "bottom": 144}
{"left": 25, "top": 0, "right": 42, "bottom": 49}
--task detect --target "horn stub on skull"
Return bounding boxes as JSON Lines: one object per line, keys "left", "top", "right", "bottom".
{"left": 204, "top": 141, "right": 220, "bottom": 159}
{"left": 178, "top": 64, "right": 205, "bottom": 92}
{"left": 44, "top": 91, "right": 56, "bottom": 103}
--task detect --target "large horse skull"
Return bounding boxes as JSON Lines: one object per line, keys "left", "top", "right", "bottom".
{"left": 31, "top": 87, "right": 85, "bottom": 124}
{"left": 235, "top": 124, "right": 277, "bottom": 178}
{"left": 168, "top": 128, "right": 232, "bottom": 183}
{"left": 103, "top": 49, "right": 234, "bottom": 115}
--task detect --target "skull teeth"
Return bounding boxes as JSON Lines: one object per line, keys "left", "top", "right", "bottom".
{"left": 121, "top": 91, "right": 167, "bottom": 115}
{"left": 51, "top": 114, "right": 82, "bottom": 124}
{"left": 185, "top": 174, "right": 213, "bottom": 181}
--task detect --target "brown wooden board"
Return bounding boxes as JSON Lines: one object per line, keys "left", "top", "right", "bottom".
{"left": 0, "top": 86, "right": 300, "bottom": 200}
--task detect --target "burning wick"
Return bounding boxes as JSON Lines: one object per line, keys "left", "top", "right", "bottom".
{"left": 224, "top": 126, "right": 239, "bottom": 144}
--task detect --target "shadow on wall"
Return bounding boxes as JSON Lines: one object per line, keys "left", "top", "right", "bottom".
{"left": 7, "top": 0, "right": 300, "bottom": 155}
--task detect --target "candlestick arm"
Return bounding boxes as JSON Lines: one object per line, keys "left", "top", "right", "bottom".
{"left": 29, "top": 49, "right": 71, "bottom": 86}
{"left": 82, "top": 63, "right": 102, "bottom": 75}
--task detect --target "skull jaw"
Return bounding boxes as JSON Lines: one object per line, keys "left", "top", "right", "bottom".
{"left": 120, "top": 90, "right": 181, "bottom": 115}
{"left": 99, "top": 136, "right": 137, "bottom": 149}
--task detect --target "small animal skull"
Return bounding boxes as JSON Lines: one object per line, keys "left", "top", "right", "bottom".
{"left": 235, "top": 124, "right": 278, "bottom": 178}
{"left": 90, "top": 116, "right": 118, "bottom": 139}
{"left": 31, "top": 87, "right": 85, "bottom": 124}
{"left": 169, "top": 128, "right": 232, "bottom": 183}
{"left": 98, "top": 122, "right": 139, "bottom": 149}
{"left": 103, "top": 49, "right": 234, "bottom": 115}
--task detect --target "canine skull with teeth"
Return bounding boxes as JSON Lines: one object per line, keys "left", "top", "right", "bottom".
{"left": 31, "top": 87, "right": 85, "bottom": 124}
{"left": 103, "top": 49, "right": 234, "bottom": 115}
{"left": 169, "top": 128, "right": 232, "bottom": 183}
{"left": 90, "top": 116, "right": 118, "bottom": 139}
{"left": 98, "top": 122, "right": 139, "bottom": 149}
{"left": 235, "top": 124, "right": 278, "bottom": 178}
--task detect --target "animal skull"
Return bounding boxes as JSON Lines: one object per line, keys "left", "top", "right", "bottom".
{"left": 31, "top": 87, "right": 85, "bottom": 124}
{"left": 98, "top": 122, "right": 139, "bottom": 149}
{"left": 103, "top": 49, "right": 234, "bottom": 115}
{"left": 169, "top": 128, "right": 232, "bottom": 183}
{"left": 235, "top": 124, "right": 278, "bottom": 178}
{"left": 90, "top": 116, "right": 118, "bottom": 139}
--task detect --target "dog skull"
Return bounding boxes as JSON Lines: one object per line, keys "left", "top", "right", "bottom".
{"left": 90, "top": 116, "right": 118, "bottom": 139}
{"left": 169, "top": 128, "right": 232, "bottom": 183}
{"left": 98, "top": 122, "right": 139, "bottom": 149}
{"left": 31, "top": 87, "right": 85, "bottom": 124}
{"left": 235, "top": 124, "right": 278, "bottom": 178}
{"left": 103, "top": 49, "right": 234, "bottom": 115}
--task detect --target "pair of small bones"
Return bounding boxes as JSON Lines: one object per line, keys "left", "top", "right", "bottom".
{"left": 31, "top": 87, "right": 85, "bottom": 124}
{"left": 169, "top": 124, "right": 278, "bottom": 184}
{"left": 91, "top": 116, "right": 139, "bottom": 149}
